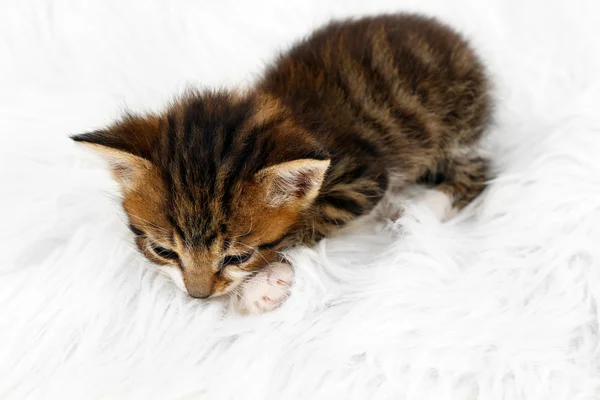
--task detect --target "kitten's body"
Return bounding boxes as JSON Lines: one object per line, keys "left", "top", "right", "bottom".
{"left": 259, "top": 14, "right": 489, "bottom": 242}
{"left": 73, "top": 14, "right": 490, "bottom": 313}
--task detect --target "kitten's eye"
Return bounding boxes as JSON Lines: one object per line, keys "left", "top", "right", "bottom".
{"left": 221, "top": 252, "right": 253, "bottom": 268}
{"left": 150, "top": 244, "right": 179, "bottom": 261}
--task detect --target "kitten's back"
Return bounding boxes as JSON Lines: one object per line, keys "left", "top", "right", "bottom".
{"left": 259, "top": 13, "right": 489, "bottom": 181}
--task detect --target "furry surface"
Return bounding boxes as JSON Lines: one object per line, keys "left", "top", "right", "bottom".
{"left": 2, "top": 0, "right": 600, "bottom": 399}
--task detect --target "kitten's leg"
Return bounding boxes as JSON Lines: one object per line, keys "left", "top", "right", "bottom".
{"left": 421, "top": 147, "right": 489, "bottom": 221}
{"left": 235, "top": 263, "right": 294, "bottom": 315}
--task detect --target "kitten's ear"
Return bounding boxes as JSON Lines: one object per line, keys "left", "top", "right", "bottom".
{"left": 255, "top": 159, "right": 331, "bottom": 207}
{"left": 71, "top": 115, "right": 160, "bottom": 191}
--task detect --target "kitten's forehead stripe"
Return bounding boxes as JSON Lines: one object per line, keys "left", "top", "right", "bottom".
{"left": 160, "top": 93, "right": 267, "bottom": 246}
{"left": 219, "top": 99, "right": 252, "bottom": 162}
{"left": 202, "top": 232, "right": 218, "bottom": 247}
{"left": 220, "top": 125, "right": 262, "bottom": 219}
{"left": 167, "top": 214, "right": 187, "bottom": 243}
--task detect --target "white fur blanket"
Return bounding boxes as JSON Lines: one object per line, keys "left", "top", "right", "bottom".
{"left": 2, "top": 0, "right": 599, "bottom": 399}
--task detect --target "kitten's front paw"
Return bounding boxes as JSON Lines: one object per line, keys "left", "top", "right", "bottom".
{"left": 236, "top": 262, "right": 294, "bottom": 315}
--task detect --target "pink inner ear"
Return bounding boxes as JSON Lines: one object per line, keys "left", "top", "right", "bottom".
{"left": 259, "top": 159, "right": 330, "bottom": 207}
{"left": 76, "top": 141, "right": 152, "bottom": 190}
{"left": 289, "top": 170, "right": 314, "bottom": 197}
{"left": 108, "top": 157, "right": 138, "bottom": 184}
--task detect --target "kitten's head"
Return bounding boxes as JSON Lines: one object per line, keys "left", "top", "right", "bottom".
{"left": 72, "top": 91, "right": 329, "bottom": 298}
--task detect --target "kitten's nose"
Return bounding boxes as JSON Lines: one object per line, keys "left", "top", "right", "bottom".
{"left": 183, "top": 266, "right": 215, "bottom": 299}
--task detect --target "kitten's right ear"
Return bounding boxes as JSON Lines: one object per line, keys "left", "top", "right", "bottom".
{"left": 71, "top": 115, "right": 160, "bottom": 191}
{"left": 255, "top": 158, "right": 331, "bottom": 208}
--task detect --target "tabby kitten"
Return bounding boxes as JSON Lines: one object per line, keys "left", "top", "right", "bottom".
{"left": 73, "top": 14, "right": 490, "bottom": 314}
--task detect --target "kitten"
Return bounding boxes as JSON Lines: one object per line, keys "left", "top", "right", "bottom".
{"left": 72, "top": 14, "right": 490, "bottom": 314}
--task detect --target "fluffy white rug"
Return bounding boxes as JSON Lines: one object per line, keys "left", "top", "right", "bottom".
{"left": 2, "top": 0, "right": 600, "bottom": 398}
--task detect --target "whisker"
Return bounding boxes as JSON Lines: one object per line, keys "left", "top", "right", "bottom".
{"left": 230, "top": 287, "right": 243, "bottom": 299}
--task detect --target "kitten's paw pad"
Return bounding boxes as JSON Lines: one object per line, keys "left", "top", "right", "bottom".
{"left": 237, "top": 263, "right": 294, "bottom": 315}
{"left": 419, "top": 190, "right": 458, "bottom": 222}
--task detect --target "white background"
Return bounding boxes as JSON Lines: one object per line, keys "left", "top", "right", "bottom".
{"left": 1, "top": 0, "right": 599, "bottom": 399}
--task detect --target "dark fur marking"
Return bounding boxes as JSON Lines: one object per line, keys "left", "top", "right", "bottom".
{"left": 318, "top": 194, "right": 365, "bottom": 216}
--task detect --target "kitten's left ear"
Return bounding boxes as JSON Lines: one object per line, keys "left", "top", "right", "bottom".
{"left": 71, "top": 115, "right": 160, "bottom": 191}
{"left": 255, "top": 158, "right": 331, "bottom": 207}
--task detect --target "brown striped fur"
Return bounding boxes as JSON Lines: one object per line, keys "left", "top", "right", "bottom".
{"left": 72, "top": 14, "right": 491, "bottom": 299}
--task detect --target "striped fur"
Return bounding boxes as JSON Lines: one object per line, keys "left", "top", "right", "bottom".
{"left": 72, "top": 14, "right": 491, "bottom": 299}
